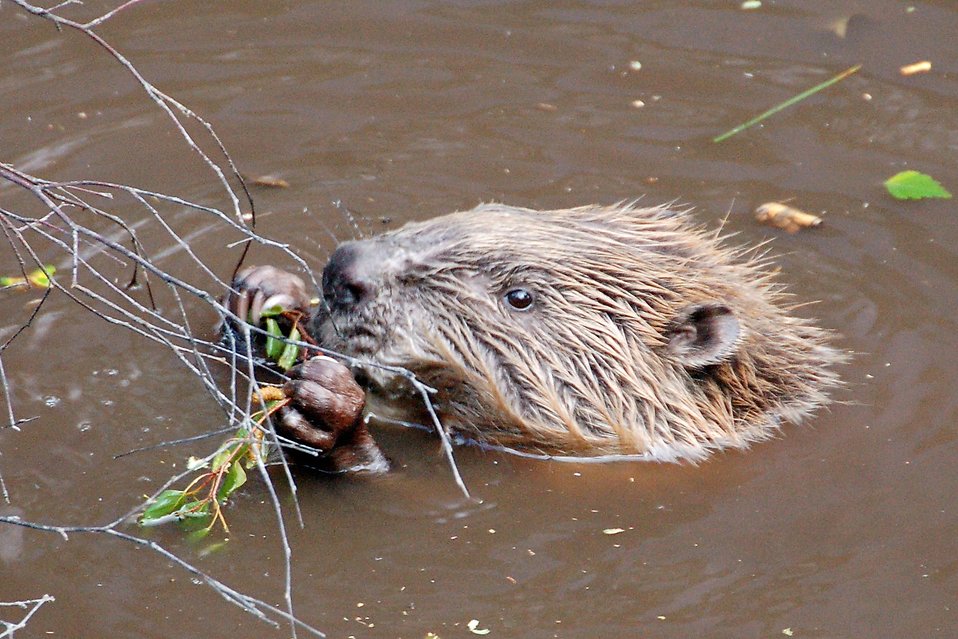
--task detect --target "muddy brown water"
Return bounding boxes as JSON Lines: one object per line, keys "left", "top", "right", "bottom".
{"left": 2, "top": 1, "right": 957, "bottom": 637}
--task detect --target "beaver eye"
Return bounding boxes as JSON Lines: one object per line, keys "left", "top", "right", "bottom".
{"left": 503, "top": 288, "right": 534, "bottom": 311}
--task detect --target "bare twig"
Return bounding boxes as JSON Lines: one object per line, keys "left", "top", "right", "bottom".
{"left": 0, "top": 516, "right": 326, "bottom": 637}
{"left": 0, "top": 594, "right": 55, "bottom": 639}
{"left": 1, "top": 2, "right": 314, "bottom": 632}
{"left": 10, "top": 0, "right": 250, "bottom": 220}
{"left": 1, "top": 2, "right": 471, "bottom": 636}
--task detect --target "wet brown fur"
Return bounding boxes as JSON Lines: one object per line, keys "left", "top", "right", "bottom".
{"left": 316, "top": 203, "right": 842, "bottom": 461}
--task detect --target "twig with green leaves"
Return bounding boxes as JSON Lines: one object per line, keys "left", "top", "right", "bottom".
{"left": 1, "top": 2, "right": 471, "bottom": 637}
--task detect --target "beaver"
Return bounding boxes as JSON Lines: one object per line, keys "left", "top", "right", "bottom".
{"left": 227, "top": 202, "right": 841, "bottom": 471}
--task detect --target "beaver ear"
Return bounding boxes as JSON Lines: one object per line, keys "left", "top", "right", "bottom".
{"left": 665, "top": 303, "right": 741, "bottom": 368}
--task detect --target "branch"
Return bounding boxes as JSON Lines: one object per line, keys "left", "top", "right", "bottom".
{"left": 0, "top": 516, "right": 325, "bottom": 637}
{"left": 0, "top": 594, "right": 55, "bottom": 639}
{"left": 1, "top": 2, "right": 472, "bottom": 636}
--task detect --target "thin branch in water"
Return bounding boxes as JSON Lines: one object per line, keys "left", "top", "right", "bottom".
{"left": 1, "top": 3, "right": 323, "bottom": 634}
{"left": 1, "top": 287, "right": 53, "bottom": 352}
{"left": 0, "top": 516, "right": 326, "bottom": 637}
{"left": 0, "top": 215, "right": 33, "bottom": 285}
{"left": 112, "top": 426, "right": 240, "bottom": 459}
{"left": 413, "top": 383, "right": 471, "bottom": 500}
{"left": 0, "top": 353, "right": 20, "bottom": 435}
{"left": 9, "top": 0, "right": 252, "bottom": 220}
{"left": 1, "top": 2, "right": 474, "bottom": 635}
{"left": 1, "top": 594, "right": 55, "bottom": 639}
{"left": 82, "top": 0, "right": 146, "bottom": 29}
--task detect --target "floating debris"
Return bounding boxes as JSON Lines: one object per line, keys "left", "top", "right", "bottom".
{"left": 251, "top": 175, "right": 290, "bottom": 188}
{"left": 713, "top": 65, "right": 861, "bottom": 143}
{"left": 754, "top": 202, "right": 823, "bottom": 233}
{"left": 900, "top": 60, "right": 931, "bottom": 76}
{"left": 467, "top": 619, "right": 491, "bottom": 635}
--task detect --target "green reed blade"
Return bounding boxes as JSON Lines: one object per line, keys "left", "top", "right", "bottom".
{"left": 713, "top": 64, "right": 862, "bottom": 143}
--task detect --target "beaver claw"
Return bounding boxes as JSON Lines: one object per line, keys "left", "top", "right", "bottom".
{"left": 279, "top": 356, "right": 389, "bottom": 474}
{"left": 225, "top": 265, "right": 311, "bottom": 328}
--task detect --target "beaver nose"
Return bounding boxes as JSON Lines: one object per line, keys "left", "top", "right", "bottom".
{"left": 322, "top": 242, "right": 378, "bottom": 312}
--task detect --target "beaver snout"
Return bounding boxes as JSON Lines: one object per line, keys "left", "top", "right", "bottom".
{"left": 322, "top": 242, "right": 378, "bottom": 312}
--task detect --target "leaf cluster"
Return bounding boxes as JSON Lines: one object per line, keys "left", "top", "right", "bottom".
{"left": 140, "top": 414, "right": 280, "bottom": 535}
{"left": 261, "top": 305, "right": 302, "bottom": 371}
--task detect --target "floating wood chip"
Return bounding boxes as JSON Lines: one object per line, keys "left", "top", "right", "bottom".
{"left": 754, "top": 202, "right": 822, "bottom": 233}
{"left": 252, "top": 175, "right": 290, "bottom": 188}
{"left": 900, "top": 61, "right": 931, "bottom": 76}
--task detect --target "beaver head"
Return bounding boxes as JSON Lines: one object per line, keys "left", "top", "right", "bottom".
{"left": 315, "top": 203, "right": 841, "bottom": 460}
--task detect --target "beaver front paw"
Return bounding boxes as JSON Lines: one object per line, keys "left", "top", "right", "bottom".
{"left": 225, "top": 265, "right": 312, "bottom": 329}
{"left": 279, "top": 356, "right": 389, "bottom": 474}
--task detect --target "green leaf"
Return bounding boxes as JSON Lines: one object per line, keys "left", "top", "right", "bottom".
{"left": 0, "top": 265, "right": 56, "bottom": 289}
{"left": 179, "top": 500, "right": 211, "bottom": 518}
{"left": 259, "top": 304, "right": 285, "bottom": 318}
{"left": 276, "top": 327, "right": 300, "bottom": 371}
{"left": 217, "top": 461, "right": 247, "bottom": 503}
{"left": 141, "top": 489, "right": 186, "bottom": 523}
{"left": 884, "top": 170, "right": 952, "bottom": 200}
{"left": 211, "top": 442, "right": 243, "bottom": 471}
{"left": 264, "top": 318, "right": 284, "bottom": 358}
{"left": 28, "top": 265, "right": 55, "bottom": 288}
